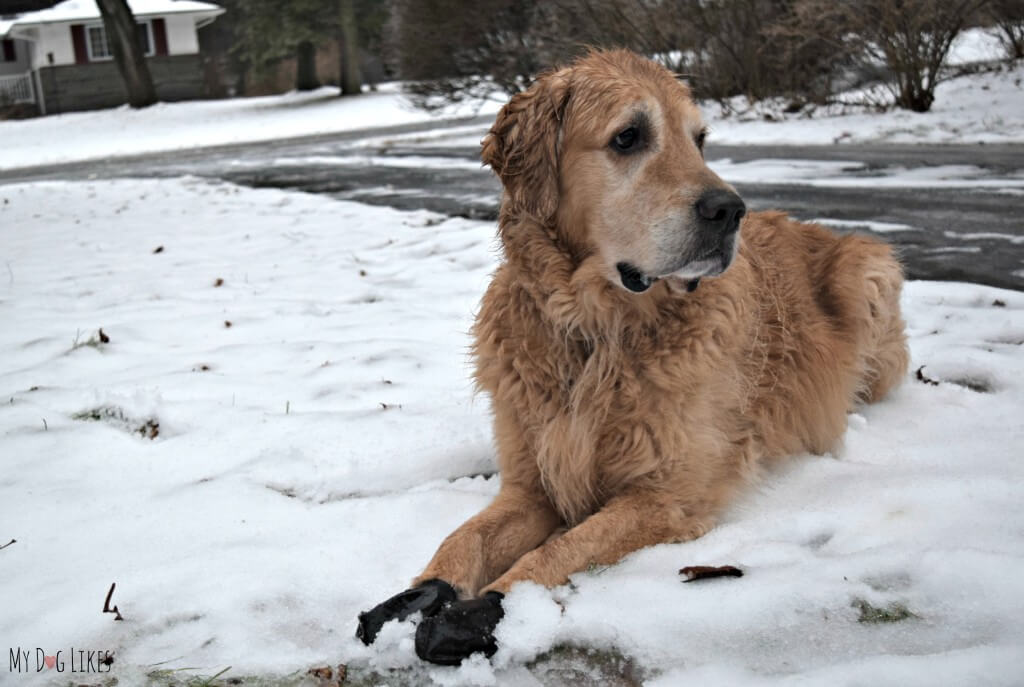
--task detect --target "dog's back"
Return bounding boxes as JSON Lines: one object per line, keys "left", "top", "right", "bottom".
{"left": 736, "top": 211, "right": 909, "bottom": 459}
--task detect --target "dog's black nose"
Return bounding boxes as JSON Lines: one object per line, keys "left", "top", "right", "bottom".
{"left": 695, "top": 190, "right": 746, "bottom": 234}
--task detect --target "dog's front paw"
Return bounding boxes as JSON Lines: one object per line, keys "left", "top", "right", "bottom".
{"left": 414, "top": 591, "right": 504, "bottom": 665}
{"left": 356, "top": 578, "right": 457, "bottom": 645}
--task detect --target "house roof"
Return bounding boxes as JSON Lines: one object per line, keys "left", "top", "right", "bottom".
{"left": 1, "top": 0, "right": 224, "bottom": 38}
{"left": 1, "top": 1, "right": 63, "bottom": 12}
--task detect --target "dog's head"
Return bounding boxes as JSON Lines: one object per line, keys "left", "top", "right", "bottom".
{"left": 482, "top": 50, "right": 745, "bottom": 294}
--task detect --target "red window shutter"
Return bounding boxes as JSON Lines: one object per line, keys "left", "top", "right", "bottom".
{"left": 152, "top": 18, "right": 168, "bottom": 56}
{"left": 70, "top": 24, "right": 89, "bottom": 64}
{"left": 2, "top": 39, "right": 15, "bottom": 62}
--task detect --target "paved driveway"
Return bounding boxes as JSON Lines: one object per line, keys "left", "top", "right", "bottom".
{"left": 2, "top": 118, "right": 1021, "bottom": 290}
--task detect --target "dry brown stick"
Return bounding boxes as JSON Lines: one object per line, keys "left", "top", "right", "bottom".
{"left": 103, "top": 582, "right": 124, "bottom": 620}
{"left": 915, "top": 366, "right": 940, "bottom": 386}
{"left": 679, "top": 565, "right": 744, "bottom": 582}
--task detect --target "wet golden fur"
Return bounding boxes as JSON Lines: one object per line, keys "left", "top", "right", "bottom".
{"left": 413, "top": 50, "right": 909, "bottom": 597}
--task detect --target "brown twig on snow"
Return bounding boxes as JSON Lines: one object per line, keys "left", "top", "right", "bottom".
{"left": 915, "top": 366, "right": 940, "bottom": 386}
{"left": 103, "top": 582, "right": 124, "bottom": 620}
{"left": 0, "top": 539, "right": 15, "bottom": 551}
{"left": 679, "top": 565, "right": 744, "bottom": 582}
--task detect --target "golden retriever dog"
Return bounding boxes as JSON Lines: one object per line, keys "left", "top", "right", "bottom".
{"left": 357, "top": 49, "right": 909, "bottom": 665}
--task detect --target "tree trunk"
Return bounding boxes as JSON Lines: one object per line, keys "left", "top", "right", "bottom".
{"left": 296, "top": 41, "right": 320, "bottom": 91}
{"left": 338, "top": 0, "right": 361, "bottom": 96}
{"left": 95, "top": 0, "right": 157, "bottom": 108}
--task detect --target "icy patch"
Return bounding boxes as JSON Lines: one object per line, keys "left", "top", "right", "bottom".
{"left": 813, "top": 218, "right": 916, "bottom": 233}
{"left": 710, "top": 159, "right": 1024, "bottom": 189}
{"left": 944, "top": 230, "right": 1024, "bottom": 245}
{"left": 269, "top": 154, "right": 487, "bottom": 172}
{"left": 348, "top": 123, "right": 490, "bottom": 151}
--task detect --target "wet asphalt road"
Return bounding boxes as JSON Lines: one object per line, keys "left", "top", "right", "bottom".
{"left": 2, "top": 116, "right": 1022, "bottom": 290}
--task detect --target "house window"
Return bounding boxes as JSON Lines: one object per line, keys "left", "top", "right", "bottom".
{"left": 85, "top": 21, "right": 154, "bottom": 61}
{"left": 86, "top": 25, "right": 110, "bottom": 59}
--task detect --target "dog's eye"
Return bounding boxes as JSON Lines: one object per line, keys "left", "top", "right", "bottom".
{"left": 695, "top": 129, "right": 707, "bottom": 154}
{"left": 610, "top": 127, "right": 641, "bottom": 153}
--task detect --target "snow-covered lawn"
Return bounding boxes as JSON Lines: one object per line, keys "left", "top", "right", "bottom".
{"left": 1, "top": 178, "right": 1022, "bottom": 684}
{"left": 0, "top": 84, "right": 502, "bottom": 172}
{"left": 703, "top": 60, "right": 1024, "bottom": 146}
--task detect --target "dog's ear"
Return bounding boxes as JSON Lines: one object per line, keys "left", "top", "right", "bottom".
{"left": 481, "top": 70, "right": 571, "bottom": 223}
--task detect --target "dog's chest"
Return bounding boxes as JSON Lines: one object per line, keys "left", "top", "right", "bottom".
{"left": 523, "top": 341, "right": 658, "bottom": 524}
{"left": 476, "top": 274, "right": 700, "bottom": 524}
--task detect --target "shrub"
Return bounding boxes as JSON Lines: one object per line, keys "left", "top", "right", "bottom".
{"left": 793, "top": 0, "right": 988, "bottom": 112}
{"left": 988, "top": 0, "right": 1024, "bottom": 60}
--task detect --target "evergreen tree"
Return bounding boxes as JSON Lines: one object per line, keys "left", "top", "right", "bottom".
{"left": 232, "top": 0, "right": 336, "bottom": 91}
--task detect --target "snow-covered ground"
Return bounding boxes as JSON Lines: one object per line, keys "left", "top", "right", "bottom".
{"left": 1, "top": 29, "right": 1021, "bottom": 172}
{"left": 1, "top": 178, "right": 1023, "bottom": 685}
{"left": 703, "top": 60, "right": 1024, "bottom": 146}
{"left": 947, "top": 26, "right": 1008, "bottom": 66}
{"left": 406, "top": 59, "right": 1024, "bottom": 150}
{"left": 700, "top": 26, "right": 1021, "bottom": 145}
{"left": 0, "top": 83, "right": 502, "bottom": 172}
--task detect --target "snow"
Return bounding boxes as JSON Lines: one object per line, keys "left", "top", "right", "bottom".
{"left": 706, "top": 159, "right": 1024, "bottom": 190}
{"left": 1, "top": 177, "right": 1023, "bottom": 685}
{"left": 811, "top": 219, "right": 915, "bottom": 234}
{"left": 0, "top": 84, "right": 501, "bottom": 172}
{"left": 260, "top": 154, "right": 487, "bottom": 172}
{"left": 947, "top": 27, "right": 1008, "bottom": 66}
{"left": 700, "top": 27, "right": 1022, "bottom": 145}
{"left": 702, "top": 59, "right": 1024, "bottom": 145}
{"left": 380, "top": 59, "right": 1024, "bottom": 150}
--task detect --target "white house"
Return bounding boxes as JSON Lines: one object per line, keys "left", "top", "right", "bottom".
{"left": 0, "top": 0, "right": 224, "bottom": 114}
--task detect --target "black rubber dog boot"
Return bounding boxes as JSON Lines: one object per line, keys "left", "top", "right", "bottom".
{"left": 414, "top": 591, "right": 505, "bottom": 665}
{"left": 356, "top": 578, "right": 457, "bottom": 645}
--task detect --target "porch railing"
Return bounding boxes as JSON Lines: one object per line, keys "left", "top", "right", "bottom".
{"left": 0, "top": 72, "right": 35, "bottom": 105}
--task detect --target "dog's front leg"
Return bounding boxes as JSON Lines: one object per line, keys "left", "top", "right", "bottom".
{"left": 483, "top": 488, "right": 712, "bottom": 592}
{"left": 414, "top": 487, "right": 713, "bottom": 664}
{"left": 412, "top": 483, "right": 561, "bottom": 595}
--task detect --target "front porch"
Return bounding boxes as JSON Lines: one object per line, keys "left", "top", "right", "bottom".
{"left": 0, "top": 71, "right": 36, "bottom": 106}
